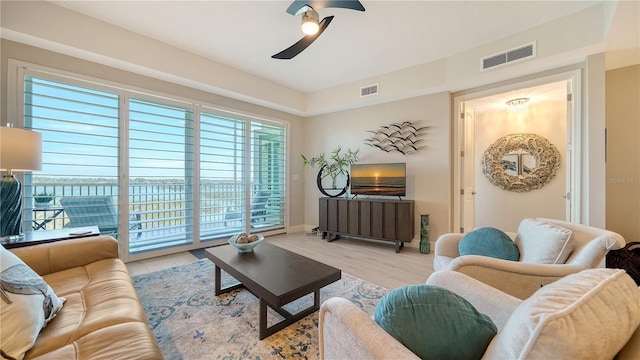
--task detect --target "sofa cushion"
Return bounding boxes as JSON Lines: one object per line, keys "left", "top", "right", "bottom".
{"left": 459, "top": 227, "right": 520, "bottom": 261}
{"left": 25, "top": 259, "right": 149, "bottom": 358}
{"left": 515, "top": 218, "right": 574, "bottom": 264}
{"left": 28, "top": 322, "right": 161, "bottom": 360}
{"left": 0, "top": 245, "right": 65, "bottom": 360}
{"left": 484, "top": 268, "right": 640, "bottom": 359}
{"left": 374, "top": 285, "right": 497, "bottom": 360}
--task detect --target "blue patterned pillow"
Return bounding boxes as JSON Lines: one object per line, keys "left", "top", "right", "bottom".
{"left": 375, "top": 285, "right": 497, "bottom": 360}
{"left": 459, "top": 227, "right": 520, "bottom": 261}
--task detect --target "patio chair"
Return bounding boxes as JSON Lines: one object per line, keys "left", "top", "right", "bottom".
{"left": 59, "top": 196, "right": 142, "bottom": 238}
{"left": 224, "top": 191, "right": 271, "bottom": 227}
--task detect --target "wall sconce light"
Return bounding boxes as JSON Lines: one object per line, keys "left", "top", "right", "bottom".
{"left": 506, "top": 97, "right": 530, "bottom": 112}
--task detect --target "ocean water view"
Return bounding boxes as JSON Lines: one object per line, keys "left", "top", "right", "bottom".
{"left": 350, "top": 176, "right": 406, "bottom": 196}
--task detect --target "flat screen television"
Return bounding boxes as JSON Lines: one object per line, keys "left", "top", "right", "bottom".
{"left": 350, "top": 163, "right": 406, "bottom": 197}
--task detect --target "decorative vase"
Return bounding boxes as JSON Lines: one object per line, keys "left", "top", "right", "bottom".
{"left": 420, "top": 214, "right": 430, "bottom": 254}
{"left": 316, "top": 166, "right": 349, "bottom": 198}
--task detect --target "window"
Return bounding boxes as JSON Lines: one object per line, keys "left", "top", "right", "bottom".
{"left": 17, "top": 66, "right": 287, "bottom": 259}
{"left": 129, "top": 98, "right": 194, "bottom": 253}
{"left": 250, "top": 121, "right": 286, "bottom": 230}
{"left": 200, "top": 112, "right": 245, "bottom": 237}
{"left": 23, "top": 76, "right": 120, "bottom": 236}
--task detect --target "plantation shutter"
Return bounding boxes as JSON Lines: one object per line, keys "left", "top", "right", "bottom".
{"left": 23, "top": 76, "right": 120, "bottom": 235}
{"left": 199, "top": 111, "right": 246, "bottom": 238}
{"left": 128, "top": 98, "right": 194, "bottom": 253}
{"left": 250, "top": 121, "right": 286, "bottom": 230}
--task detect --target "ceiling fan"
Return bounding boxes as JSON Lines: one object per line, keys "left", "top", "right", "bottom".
{"left": 272, "top": 0, "right": 366, "bottom": 60}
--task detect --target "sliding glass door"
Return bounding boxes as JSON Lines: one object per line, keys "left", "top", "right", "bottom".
{"left": 128, "top": 98, "right": 194, "bottom": 253}
{"left": 18, "top": 66, "right": 287, "bottom": 259}
{"left": 250, "top": 121, "right": 286, "bottom": 230}
{"left": 199, "top": 111, "right": 246, "bottom": 239}
{"left": 199, "top": 112, "right": 287, "bottom": 239}
{"left": 23, "top": 76, "right": 120, "bottom": 237}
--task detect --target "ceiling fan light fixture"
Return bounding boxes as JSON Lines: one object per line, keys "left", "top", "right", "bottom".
{"left": 506, "top": 97, "right": 530, "bottom": 112}
{"left": 301, "top": 9, "right": 320, "bottom": 35}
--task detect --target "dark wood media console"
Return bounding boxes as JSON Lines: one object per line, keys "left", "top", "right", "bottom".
{"left": 318, "top": 197, "right": 415, "bottom": 252}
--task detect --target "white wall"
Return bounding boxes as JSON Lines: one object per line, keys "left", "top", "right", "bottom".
{"left": 303, "top": 93, "right": 451, "bottom": 247}
{"left": 473, "top": 102, "right": 567, "bottom": 232}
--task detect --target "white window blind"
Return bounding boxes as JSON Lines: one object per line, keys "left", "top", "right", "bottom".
{"left": 129, "top": 98, "right": 194, "bottom": 253}
{"left": 200, "top": 111, "right": 246, "bottom": 237}
{"left": 18, "top": 65, "right": 288, "bottom": 258}
{"left": 250, "top": 121, "right": 286, "bottom": 230}
{"left": 23, "top": 76, "right": 120, "bottom": 235}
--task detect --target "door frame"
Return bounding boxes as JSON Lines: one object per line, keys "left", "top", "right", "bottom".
{"left": 452, "top": 69, "right": 582, "bottom": 233}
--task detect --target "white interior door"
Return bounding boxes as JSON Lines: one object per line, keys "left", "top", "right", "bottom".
{"left": 462, "top": 110, "right": 475, "bottom": 233}
{"left": 565, "top": 81, "right": 575, "bottom": 221}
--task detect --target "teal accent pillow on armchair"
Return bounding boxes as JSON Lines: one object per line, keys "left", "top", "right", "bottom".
{"left": 459, "top": 227, "right": 520, "bottom": 261}
{"left": 374, "top": 285, "right": 497, "bottom": 360}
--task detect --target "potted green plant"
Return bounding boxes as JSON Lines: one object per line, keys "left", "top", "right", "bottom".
{"left": 302, "top": 147, "right": 359, "bottom": 190}
{"left": 34, "top": 192, "right": 55, "bottom": 207}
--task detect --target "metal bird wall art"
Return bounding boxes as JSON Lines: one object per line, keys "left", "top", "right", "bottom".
{"left": 364, "top": 121, "right": 431, "bottom": 155}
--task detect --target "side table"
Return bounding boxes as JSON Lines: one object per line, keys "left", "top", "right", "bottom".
{"left": 1, "top": 226, "right": 100, "bottom": 249}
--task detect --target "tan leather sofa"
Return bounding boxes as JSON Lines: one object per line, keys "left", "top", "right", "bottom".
{"left": 9, "top": 235, "right": 162, "bottom": 360}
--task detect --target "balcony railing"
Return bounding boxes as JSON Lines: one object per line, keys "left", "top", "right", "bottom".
{"left": 26, "top": 181, "right": 284, "bottom": 254}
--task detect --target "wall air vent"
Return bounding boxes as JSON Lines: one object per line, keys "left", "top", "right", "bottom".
{"left": 360, "top": 83, "right": 379, "bottom": 97}
{"left": 481, "top": 42, "right": 536, "bottom": 71}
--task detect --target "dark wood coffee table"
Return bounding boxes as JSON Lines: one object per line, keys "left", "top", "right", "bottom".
{"left": 205, "top": 242, "right": 341, "bottom": 339}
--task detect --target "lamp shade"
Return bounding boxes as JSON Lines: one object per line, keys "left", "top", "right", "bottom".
{"left": 0, "top": 126, "right": 42, "bottom": 172}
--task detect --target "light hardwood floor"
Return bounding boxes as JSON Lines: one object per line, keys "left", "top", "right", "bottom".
{"left": 126, "top": 231, "right": 435, "bottom": 289}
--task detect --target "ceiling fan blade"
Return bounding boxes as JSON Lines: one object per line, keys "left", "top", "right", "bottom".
{"left": 286, "top": 0, "right": 365, "bottom": 15}
{"left": 272, "top": 16, "right": 334, "bottom": 60}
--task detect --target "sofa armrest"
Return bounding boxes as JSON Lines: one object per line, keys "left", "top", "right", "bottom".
{"left": 426, "top": 271, "right": 522, "bottom": 330}
{"left": 9, "top": 235, "right": 119, "bottom": 276}
{"left": 448, "top": 255, "right": 587, "bottom": 299}
{"left": 319, "top": 297, "right": 420, "bottom": 360}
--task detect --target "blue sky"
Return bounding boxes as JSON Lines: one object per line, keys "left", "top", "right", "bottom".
{"left": 27, "top": 77, "right": 263, "bottom": 181}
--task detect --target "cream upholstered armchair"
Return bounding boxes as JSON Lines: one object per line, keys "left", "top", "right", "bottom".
{"left": 433, "top": 217, "right": 626, "bottom": 299}
{"left": 319, "top": 269, "right": 640, "bottom": 360}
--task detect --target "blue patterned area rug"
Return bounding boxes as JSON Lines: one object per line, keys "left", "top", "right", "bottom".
{"left": 132, "top": 258, "right": 388, "bottom": 359}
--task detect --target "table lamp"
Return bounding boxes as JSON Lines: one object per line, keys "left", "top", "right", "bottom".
{"left": 1, "top": 124, "right": 42, "bottom": 239}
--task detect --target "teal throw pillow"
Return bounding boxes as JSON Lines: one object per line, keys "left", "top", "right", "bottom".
{"left": 459, "top": 227, "right": 520, "bottom": 261}
{"left": 374, "top": 285, "right": 497, "bottom": 360}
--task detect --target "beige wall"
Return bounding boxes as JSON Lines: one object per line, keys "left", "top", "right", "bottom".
{"left": 1, "top": 39, "right": 630, "bottom": 249}
{"left": 606, "top": 64, "right": 640, "bottom": 242}
{"left": 0, "top": 39, "right": 308, "bottom": 229}
{"left": 474, "top": 102, "right": 567, "bottom": 232}
{"left": 0, "top": 0, "right": 306, "bottom": 115}
{"left": 2, "top": 0, "right": 623, "bottom": 117}
{"left": 303, "top": 93, "right": 452, "bottom": 247}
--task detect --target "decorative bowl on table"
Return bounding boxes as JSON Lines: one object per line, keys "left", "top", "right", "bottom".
{"left": 228, "top": 233, "right": 264, "bottom": 253}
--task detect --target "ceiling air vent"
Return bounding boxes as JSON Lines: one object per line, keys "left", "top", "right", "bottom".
{"left": 481, "top": 42, "right": 536, "bottom": 71}
{"left": 360, "top": 83, "right": 378, "bottom": 97}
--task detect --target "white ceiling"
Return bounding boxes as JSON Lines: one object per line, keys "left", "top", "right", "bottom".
{"left": 465, "top": 80, "right": 567, "bottom": 113}
{"left": 49, "top": 0, "right": 633, "bottom": 94}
